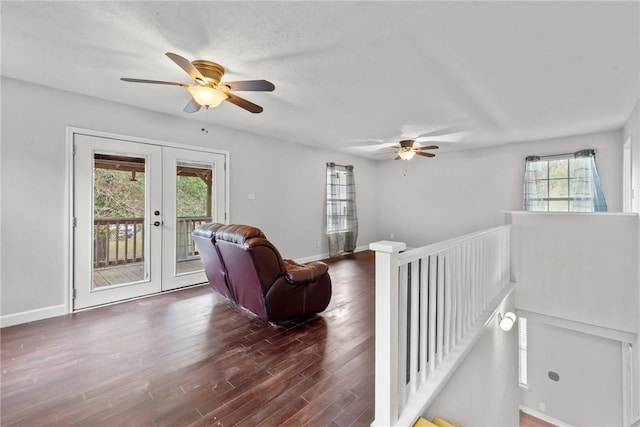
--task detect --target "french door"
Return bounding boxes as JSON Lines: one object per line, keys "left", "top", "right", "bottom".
{"left": 73, "top": 133, "right": 226, "bottom": 310}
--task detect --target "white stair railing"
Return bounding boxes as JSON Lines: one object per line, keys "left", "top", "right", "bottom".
{"left": 370, "top": 225, "right": 512, "bottom": 427}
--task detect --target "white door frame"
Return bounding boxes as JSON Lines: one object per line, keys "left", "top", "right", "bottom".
{"left": 73, "top": 135, "right": 164, "bottom": 309}
{"left": 623, "top": 136, "right": 632, "bottom": 212}
{"left": 65, "top": 127, "right": 230, "bottom": 312}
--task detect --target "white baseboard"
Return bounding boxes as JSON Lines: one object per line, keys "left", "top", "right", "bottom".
{"left": 520, "top": 406, "right": 574, "bottom": 427}
{"left": 0, "top": 304, "right": 68, "bottom": 328}
{"left": 353, "top": 244, "right": 369, "bottom": 253}
{"left": 294, "top": 244, "right": 369, "bottom": 264}
{"left": 295, "top": 253, "right": 330, "bottom": 263}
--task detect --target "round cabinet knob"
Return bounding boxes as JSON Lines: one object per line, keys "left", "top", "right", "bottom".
{"left": 153, "top": 221, "right": 161, "bottom": 227}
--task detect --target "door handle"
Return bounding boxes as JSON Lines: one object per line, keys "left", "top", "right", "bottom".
{"left": 153, "top": 221, "right": 162, "bottom": 227}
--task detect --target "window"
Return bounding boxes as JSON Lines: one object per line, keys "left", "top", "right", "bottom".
{"left": 523, "top": 149, "right": 607, "bottom": 212}
{"left": 326, "top": 166, "right": 350, "bottom": 233}
{"left": 518, "top": 317, "right": 528, "bottom": 387}
{"left": 326, "top": 163, "right": 358, "bottom": 256}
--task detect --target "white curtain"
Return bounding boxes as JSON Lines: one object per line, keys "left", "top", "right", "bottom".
{"left": 572, "top": 149, "right": 607, "bottom": 212}
{"left": 523, "top": 155, "right": 546, "bottom": 211}
{"left": 326, "top": 163, "right": 358, "bottom": 257}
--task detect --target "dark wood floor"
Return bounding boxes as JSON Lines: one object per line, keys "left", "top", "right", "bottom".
{"left": 520, "top": 411, "right": 557, "bottom": 427}
{"left": 1, "top": 251, "right": 375, "bottom": 427}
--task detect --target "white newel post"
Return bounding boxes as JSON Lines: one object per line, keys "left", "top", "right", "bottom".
{"left": 370, "top": 240, "right": 407, "bottom": 427}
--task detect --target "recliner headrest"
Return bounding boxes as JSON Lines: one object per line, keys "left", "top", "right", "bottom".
{"left": 215, "top": 224, "right": 266, "bottom": 245}
{"left": 192, "top": 223, "right": 226, "bottom": 241}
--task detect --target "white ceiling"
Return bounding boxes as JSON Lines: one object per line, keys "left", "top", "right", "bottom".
{"left": 2, "top": 1, "right": 639, "bottom": 158}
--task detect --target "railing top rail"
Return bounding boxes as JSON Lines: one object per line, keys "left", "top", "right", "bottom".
{"left": 94, "top": 216, "right": 212, "bottom": 222}
{"left": 175, "top": 216, "right": 213, "bottom": 220}
{"left": 397, "top": 225, "right": 510, "bottom": 264}
{"left": 94, "top": 217, "right": 145, "bottom": 222}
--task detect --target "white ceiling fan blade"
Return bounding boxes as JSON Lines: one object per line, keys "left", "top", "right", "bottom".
{"left": 166, "top": 52, "right": 207, "bottom": 83}
{"left": 183, "top": 98, "right": 201, "bottom": 113}
{"left": 120, "top": 78, "right": 189, "bottom": 87}
{"left": 414, "top": 124, "right": 469, "bottom": 139}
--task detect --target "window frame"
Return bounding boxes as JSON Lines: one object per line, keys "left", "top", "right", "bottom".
{"left": 326, "top": 167, "right": 350, "bottom": 234}
{"left": 524, "top": 155, "right": 594, "bottom": 212}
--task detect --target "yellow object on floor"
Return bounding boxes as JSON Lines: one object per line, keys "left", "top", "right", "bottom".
{"left": 431, "top": 416, "right": 461, "bottom": 427}
{"left": 414, "top": 415, "right": 462, "bottom": 427}
{"left": 413, "top": 417, "right": 438, "bottom": 427}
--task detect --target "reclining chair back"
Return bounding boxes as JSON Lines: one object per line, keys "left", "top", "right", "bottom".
{"left": 214, "top": 225, "right": 284, "bottom": 319}
{"left": 192, "top": 223, "right": 233, "bottom": 300}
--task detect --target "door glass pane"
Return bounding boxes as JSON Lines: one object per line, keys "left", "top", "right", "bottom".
{"left": 92, "top": 154, "right": 146, "bottom": 288}
{"left": 175, "top": 161, "right": 213, "bottom": 275}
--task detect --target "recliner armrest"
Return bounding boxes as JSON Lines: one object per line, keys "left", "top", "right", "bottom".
{"left": 283, "top": 259, "right": 328, "bottom": 284}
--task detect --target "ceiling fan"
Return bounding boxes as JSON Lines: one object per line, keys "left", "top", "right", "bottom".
{"left": 379, "top": 140, "right": 439, "bottom": 160}
{"left": 355, "top": 125, "right": 467, "bottom": 160}
{"left": 121, "top": 52, "right": 275, "bottom": 114}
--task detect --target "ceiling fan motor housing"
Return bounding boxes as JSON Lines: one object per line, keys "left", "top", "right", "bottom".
{"left": 191, "top": 60, "right": 225, "bottom": 85}
{"left": 399, "top": 139, "right": 415, "bottom": 149}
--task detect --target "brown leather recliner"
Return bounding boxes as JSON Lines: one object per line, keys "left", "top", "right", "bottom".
{"left": 191, "top": 223, "right": 231, "bottom": 299}
{"left": 193, "top": 223, "right": 332, "bottom": 322}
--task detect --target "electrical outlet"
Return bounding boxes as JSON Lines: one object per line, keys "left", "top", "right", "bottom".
{"left": 390, "top": 233, "right": 395, "bottom": 239}
{"left": 539, "top": 402, "right": 546, "bottom": 412}
{"left": 248, "top": 192, "right": 256, "bottom": 200}
{"left": 316, "top": 241, "right": 320, "bottom": 248}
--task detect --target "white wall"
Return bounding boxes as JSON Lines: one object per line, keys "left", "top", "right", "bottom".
{"left": 520, "top": 321, "right": 623, "bottom": 427}
{"left": 509, "top": 212, "right": 639, "bottom": 335}
{"left": 377, "top": 131, "right": 623, "bottom": 248}
{"left": 510, "top": 211, "right": 639, "bottom": 426}
{"left": 623, "top": 100, "right": 640, "bottom": 213}
{"left": 0, "top": 77, "right": 379, "bottom": 319}
{"left": 622, "top": 100, "right": 640, "bottom": 425}
{"left": 425, "top": 291, "right": 519, "bottom": 427}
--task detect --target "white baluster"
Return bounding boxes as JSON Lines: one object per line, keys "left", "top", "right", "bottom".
{"left": 436, "top": 254, "right": 445, "bottom": 364}
{"left": 428, "top": 255, "right": 437, "bottom": 372}
{"left": 409, "top": 260, "right": 420, "bottom": 393}
{"left": 419, "top": 256, "right": 429, "bottom": 382}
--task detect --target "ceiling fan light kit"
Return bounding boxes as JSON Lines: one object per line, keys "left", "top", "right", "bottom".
{"left": 398, "top": 150, "right": 415, "bottom": 160}
{"left": 121, "top": 52, "right": 275, "bottom": 114}
{"left": 187, "top": 85, "right": 228, "bottom": 107}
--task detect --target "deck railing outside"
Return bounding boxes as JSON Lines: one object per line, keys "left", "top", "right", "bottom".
{"left": 93, "top": 216, "right": 211, "bottom": 267}
{"left": 370, "top": 225, "right": 512, "bottom": 426}
{"left": 93, "top": 217, "right": 144, "bottom": 268}
{"left": 175, "top": 216, "right": 212, "bottom": 261}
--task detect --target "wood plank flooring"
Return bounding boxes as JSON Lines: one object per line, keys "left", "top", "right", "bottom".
{"left": 1, "top": 251, "right": 375, "bottom": 427}
{"left": 520, "top": 411, "right": 558, "bottom": 427}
